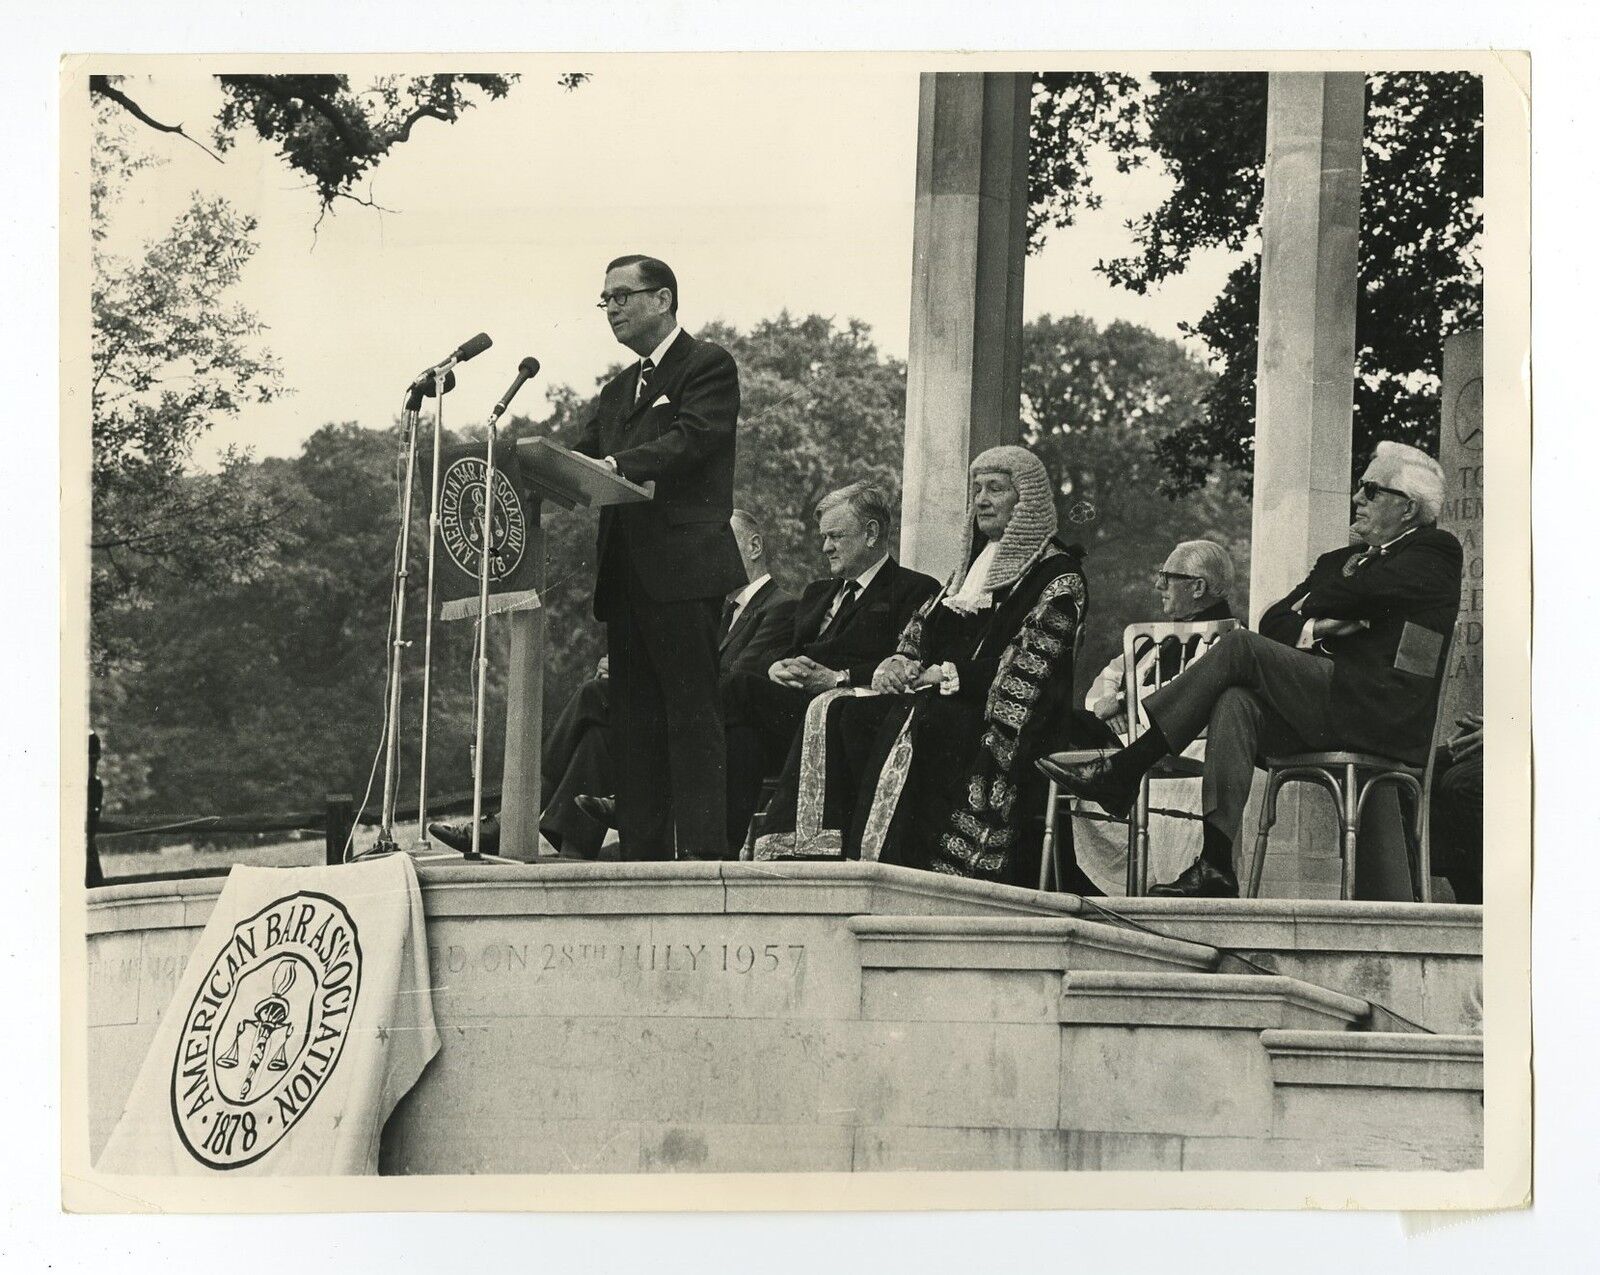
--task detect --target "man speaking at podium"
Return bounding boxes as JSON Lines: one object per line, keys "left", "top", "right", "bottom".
{"left": 572, "top": 255, "right": 744, "bottom": 860}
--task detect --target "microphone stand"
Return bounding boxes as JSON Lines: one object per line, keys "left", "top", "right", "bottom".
{"left": 468, "top": 412, "right": 500, "bottom": 862}
{"left": 412, "top": 375, "right": 448, "bottom": 854}
{"left": 373, "top": 393, "right": 426, "bottom": 857}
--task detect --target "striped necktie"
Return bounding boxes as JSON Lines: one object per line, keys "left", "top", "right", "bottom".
{"left": 634, "top": 357, "right": 654, "bottom": 406}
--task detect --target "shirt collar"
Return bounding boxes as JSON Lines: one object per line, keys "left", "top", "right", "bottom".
{"left": 731, "top": 572, "right": 771, "bottom": 609}
{"left": 644, "top": 325, "right": 683, "bottom": 370}
{"left": 850, "top": 554, "right": 891, "bottom": 592}
{"left": 1373, "top": 526, "right": 1420, "bottom": 554}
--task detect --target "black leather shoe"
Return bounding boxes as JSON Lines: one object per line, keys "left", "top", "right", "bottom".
{"left": 1147, "top": 858, "right": 1239, "bottom": 899}
{"left": 574, "top": 794, "right": 617, "bottom": 828}
{"left": 1035, "top": 753, "right": 1138, "bottom": 820}
{"left": 427, "top": 816, "right": 500, "bottom": 856}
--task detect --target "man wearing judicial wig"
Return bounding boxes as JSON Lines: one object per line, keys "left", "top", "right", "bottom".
{"left": 1042, "top": 441, "right": 1462, "bottom": 898}
{"left": 572, "top": 255, "right": 744, "bottom": 860}
{"left": 755, "top": 445, "right": 1093, "bottom": 890}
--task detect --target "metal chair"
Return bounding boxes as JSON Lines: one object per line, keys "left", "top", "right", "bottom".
{"left": 1038, "top": 619, "right": 1239, "bottom": 894}
{"left": 1244, "top": 623, "right": 1458, "bottom": 902}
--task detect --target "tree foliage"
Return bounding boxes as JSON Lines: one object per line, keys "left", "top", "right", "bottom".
{"left": 90, "top": 108, "right": 285, "bottom": 673}
{"left": 1029, "top": 71, "right": 1484, "bottom": 494}
{"left": 91, "top": 72, "right": 587, "bottom": 211}
{"left": 93, "top": 312, "right": 1245, "bottom": 815}
{"left": 1020, "top": 314, "right": 1252, "bottom": 689}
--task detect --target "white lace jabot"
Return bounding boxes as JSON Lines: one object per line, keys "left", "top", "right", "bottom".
{"left": 943, "top": 539, "right": 999, "bottom": 614}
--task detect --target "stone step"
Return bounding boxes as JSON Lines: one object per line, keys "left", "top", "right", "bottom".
{"left": 1074, "top": 897, "right": 1482, "bottom": 1033}
{"left": 848, "top": 914, "right": 1220, "bottom": 1024}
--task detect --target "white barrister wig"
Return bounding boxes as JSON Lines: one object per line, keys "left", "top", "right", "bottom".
{"left": 952, "top": 445, "right": 1061, "bottom": 595}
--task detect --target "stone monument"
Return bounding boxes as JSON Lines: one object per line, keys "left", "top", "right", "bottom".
{"left": 1434, "top": 330, "right": 1485, "bottom": 736}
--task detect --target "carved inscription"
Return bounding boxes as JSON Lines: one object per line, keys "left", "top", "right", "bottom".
{"left": 427, "top": 940, "right": 807, "bottom": 979}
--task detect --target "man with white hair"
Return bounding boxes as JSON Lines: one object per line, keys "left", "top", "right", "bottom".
{"left": 1042, "top": 442, "right": 1462, "bottom": 897}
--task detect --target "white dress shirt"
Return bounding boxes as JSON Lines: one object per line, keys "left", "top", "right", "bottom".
{"left": 726, "top": 572, "right": 772, "bottom": 632}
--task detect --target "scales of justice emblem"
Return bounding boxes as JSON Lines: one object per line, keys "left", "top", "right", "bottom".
{"left": 438, "top": 455, "right": 528, "bottom": 583}
{"left": 215, "top": 959, "right": 299, "bottom": 1098}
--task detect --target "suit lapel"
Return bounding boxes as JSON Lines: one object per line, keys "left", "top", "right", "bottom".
{"left": 625, "top": 329, "right": 693, "bottom": 426}
{"left": 721, "top": 578, "right": 774, "bottom": 654}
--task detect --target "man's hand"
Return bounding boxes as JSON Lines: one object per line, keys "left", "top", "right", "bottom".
{"left": 871, "top": 654, "right": 923, "bottom": 694}
{"left": 771, "top": 656, "right": 843, "bottom": 695}
{"left": 595, "top": 655, "right": 610, "bottom": 679}
{"left": 1448, "top": 711, "right": 1483, "bottom": 762}
{"left": 911, "top": 664, "right": 946, "bottom": 689}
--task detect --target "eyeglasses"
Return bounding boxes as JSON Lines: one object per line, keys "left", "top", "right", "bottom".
{"left": 1154, "top": 572, "right": 1200, "bottom": 589}
{"left": 1354, "top": 479, "right": 1410, "bottom": 502}
{"left": 596, "top": 287, "right": 661, "bottom": 310}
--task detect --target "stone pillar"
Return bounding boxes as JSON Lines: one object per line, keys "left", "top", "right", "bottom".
{"left": 899, "top": 71, "right": 1031, "bottom": 582}
{"left": 1248, "top": 71, "right": 1366, "bottom": 619}
{"left": 1247, "top": 72, "right": 1370, "bottom": 899}
{"left": 1434, "top": 331, "right": 1485, "bottom": 735}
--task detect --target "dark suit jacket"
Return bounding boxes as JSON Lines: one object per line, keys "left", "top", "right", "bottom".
{"left": 573, "top": 330, "right": 745, "bottom": 618}
{"left": 787, "top": 557, "right": 941, "bottom": 687}
{"left": 1258, "top": 525, "right": 1462, "bottom": 764}
{"left": 721, "top": 577, "right": 796, "bottom": 677}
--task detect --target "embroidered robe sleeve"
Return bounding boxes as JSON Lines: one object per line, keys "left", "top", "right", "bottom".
{"left": 929, "top": 570, "right": 1085, "bottom": 879}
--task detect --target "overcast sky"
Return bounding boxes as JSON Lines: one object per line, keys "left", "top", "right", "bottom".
{"left": 96, "top": 60, "right": 1244, "bottom": 466}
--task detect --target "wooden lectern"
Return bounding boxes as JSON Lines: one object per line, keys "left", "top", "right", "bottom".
{"left": 496, "top": 438, "right": 653, "bottom": 860}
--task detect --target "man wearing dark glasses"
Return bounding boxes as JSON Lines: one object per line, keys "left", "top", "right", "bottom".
{"left": 1041, "top": 441, "right": 1462, "bottom": 898}
{"left": 568, "top": 254, "right": 745, "bottom": 861}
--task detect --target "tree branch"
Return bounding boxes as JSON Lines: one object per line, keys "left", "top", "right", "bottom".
{"left": 89, "top": 75, "right": 223, "bottom": 164}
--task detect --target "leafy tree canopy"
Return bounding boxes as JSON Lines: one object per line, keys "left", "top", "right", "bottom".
{"left": 90, "top": 107, "right": 285, "bottom": 674}
{"left": 1028, "top": 71, "right": 1483, "bottom": 494}
{"left": 90, "top": 72, "right": 587, "bottom": 211}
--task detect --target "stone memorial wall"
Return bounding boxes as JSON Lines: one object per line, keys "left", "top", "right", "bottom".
{"left": 1435, "top": 330, "right": 1485, "bottom": 736}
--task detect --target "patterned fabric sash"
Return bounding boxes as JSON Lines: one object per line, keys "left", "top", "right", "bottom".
{"left": 752, "top": 686, "right": 852, "bottom": 861}
{"left": 857, "top": 711, "right": 917, "bottom": 862}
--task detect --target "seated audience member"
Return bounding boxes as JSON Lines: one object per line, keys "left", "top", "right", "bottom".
{"left": 1073, "top": 540, "right": 1239, "bottom": 894}
{"left": 1042, "top": 441, "right": 1461, "bottom": 898}
{"left": 430, "top": 510, "right": 792, "bottom": 858}
{"left": 719, "top": 481, "right": 939, "bottom": 850}
{"left": 1430, "top": 710, "right": 1483, "bottom": 903}
{"left": 753, "top": 446, "right": 1094, "bottom": 890}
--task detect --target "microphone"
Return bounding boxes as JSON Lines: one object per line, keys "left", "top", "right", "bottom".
{"left": 402, "top": 368, "right": 457, "bottom": 413}
{"left": 409, "top": 332, "right": 493, "bottom": 389}
{"left": 487, "top": 357, "right": 541, "bottom": 424}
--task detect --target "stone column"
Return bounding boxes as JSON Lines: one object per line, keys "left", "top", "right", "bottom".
{"left": 899, "top": 71, "right": 1031, "bottom": 582}
{"left": 1248, "top": 71, "right": 1366, "bottom": 619}
{"left": 1246, "top": 72, "right": 1373, "bottom": 899}
{"left": 1434, "top": 330, "right": 1485, "bottom": 735}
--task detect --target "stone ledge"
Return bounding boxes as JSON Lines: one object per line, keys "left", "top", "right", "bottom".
{"left": 1260, "top": 1029, "right": 1484, "bottom": 1090}
{"left": 1087, "top": 898, "right": 1482, "bottom": 957}
{"left": 1060, "top": 970, "right": 1370, "bottom": 1030}
{"left": 847, "top": 915, "right": 1216, "bottom": 973}
{"left": 87, "top": 860, "right": 1087, "bottom": 933}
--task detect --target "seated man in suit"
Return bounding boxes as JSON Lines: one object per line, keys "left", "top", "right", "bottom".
{"left": 429, "top": 510, "right": 793, "bottom": 858}
{"left": 1042, "top": 441, "right": 1462, "bottom": 898}
{"left": 719, "top": 481, "right": 940, "bottom": 850}
{"left": 1430, "top": 710, "right": 1483, "bottom": 904}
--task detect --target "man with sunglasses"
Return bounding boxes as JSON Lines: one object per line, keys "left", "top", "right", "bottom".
{"left": 569, "top": 254, "right": 744, "bottom": 861}
{"left": 1041, "top": 441, "right": 1462, "bottom": 898}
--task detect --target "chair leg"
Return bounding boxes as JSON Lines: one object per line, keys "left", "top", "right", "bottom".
{"left": 1340, "top": 763, "right": 1359, "bottom": 902}
{"left": 1417, "top": 787, "right": 1433, "bottom": 904}
{"left": 1247, "top": 772, "right": 1280, "bottom": 899}
{"left": 1134, "top": 777, "right": 1152, "bottom": 897}
{"left": 1040, "top": 780, "right": 1059, "bottom": 893}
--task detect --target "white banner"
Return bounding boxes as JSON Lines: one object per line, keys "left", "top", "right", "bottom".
{"left": 97, "top": 854, "right": 439, "bottom": 1176}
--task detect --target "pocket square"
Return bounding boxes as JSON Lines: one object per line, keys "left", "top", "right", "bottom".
{"left": 651, "top": 393, "right": 672, "bottom": 408}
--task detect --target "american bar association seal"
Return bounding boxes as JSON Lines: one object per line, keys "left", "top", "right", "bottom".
{"left": 170, "top": 892, "right": 363, "bottom": 1169}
